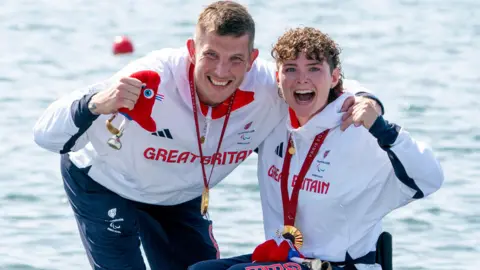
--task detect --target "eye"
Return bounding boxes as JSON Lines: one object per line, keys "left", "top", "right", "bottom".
{"left": 205, "top": 51, "right": 217, "bottom": 59}
{"left": 285, "top": 67, "right": 296, "bottom": 72}
{"left": 309, "top": 67, "right": 320, "bottom": 72}
{"left": 231, "top": 56, "right": 244, "bottom": 63}
{"left": 143, "top": 88, "right": 154, "bottom": 99}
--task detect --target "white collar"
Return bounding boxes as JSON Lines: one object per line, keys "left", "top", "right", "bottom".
{"left": 286, "top": 92, "right": 353, "bottom": 140}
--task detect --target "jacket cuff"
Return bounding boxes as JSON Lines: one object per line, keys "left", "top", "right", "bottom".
{"left": 355, "top": 92, "right": 385, "bottom": 115}
{"left": 70, "top": 93, "right": 100, "bottom": 128}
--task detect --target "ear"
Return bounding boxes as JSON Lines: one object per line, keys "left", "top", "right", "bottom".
{"left": 186, "top": 38, "right": 196, "bottom": 64}
{"left": 331, "top": 67, "right": 341, "bottom": 88}
{"left": 246, "top": 48, "right": 259, "bottom": 72}
{"left": 275, "top": 71, "right": 285, "bottom": 99}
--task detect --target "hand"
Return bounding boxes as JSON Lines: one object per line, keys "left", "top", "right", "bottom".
{"left": 89, "top": 77, "right": 144, "bottom": 115}
{"left": 340, "top": 96, "right": 381, "bottom": 131}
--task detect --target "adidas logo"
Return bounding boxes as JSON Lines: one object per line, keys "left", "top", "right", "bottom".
{"left": 275, "top": 142, "right": 284, "bottom": 158}
{"left": 151, "top": 129, "right": 173, "bottom": 139}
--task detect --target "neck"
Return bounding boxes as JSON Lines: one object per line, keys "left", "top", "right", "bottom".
{"left": 196, "top": 86, "right": 220, "bottom": 107}
{"left": 296, "top": 104, "right": 327, "bottom": 127}
{"left": 198, "top": 96, "right": 219, "bottom": 107}
{"left": 297, "top": 116, "right": 309, "bottom": 126}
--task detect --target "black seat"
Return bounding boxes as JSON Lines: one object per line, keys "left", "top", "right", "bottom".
{"left": 375, "top": 232, "right": 393, "bottom": 270}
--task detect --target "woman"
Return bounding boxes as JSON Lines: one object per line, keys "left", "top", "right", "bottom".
{"left": 189, "top": 27, "right": 444, "bottom": 270}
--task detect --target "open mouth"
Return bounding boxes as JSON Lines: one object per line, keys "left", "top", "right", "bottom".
{"left": 208, "top": 76, "right": 232, "bottom": 87}
{"left": 294, "top": 89, "right": 315, "bottom": 103}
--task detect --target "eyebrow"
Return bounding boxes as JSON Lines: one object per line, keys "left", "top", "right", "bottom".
{"left": 231, "top": 54, "right": 246, "bottom": 58}
{"left": 203, "top": 49, "right": 245, "bottom": 58}
{"left": 283, "top": 61, "right": 322, "bottom": 67}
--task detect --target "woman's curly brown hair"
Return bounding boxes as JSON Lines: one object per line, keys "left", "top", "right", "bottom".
{"left": 271, "top": 27, "right": 344, "bottom": 103}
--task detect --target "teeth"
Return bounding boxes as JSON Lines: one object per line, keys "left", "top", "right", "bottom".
{"left": 210, "top": 77, "right": 229, "bottom": 86}
{"left": 295, "top": 90, "right": 314, "bottom": 94}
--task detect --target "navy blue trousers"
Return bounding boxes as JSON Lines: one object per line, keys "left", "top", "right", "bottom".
{"left": 61, "top": 154, "right": 219, "bottom": 270}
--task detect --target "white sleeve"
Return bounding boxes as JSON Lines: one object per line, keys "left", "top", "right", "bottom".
{"left": 254, "top": 58, "right": 289, "bottom": 130}
{"left": 343, "top": 79, "right": 373, "bottom": 94}
{"left": 32, "top": 82, "right": 105, "bottom": 154}
{"left": 366, "top": 116, "right": 444, "bottom": 214}
{"left": 32, "top": 49, "right": 174, "bottom": 154}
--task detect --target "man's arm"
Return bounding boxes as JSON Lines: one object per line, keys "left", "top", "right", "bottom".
{"left": 33, "top": 82, "right": 105, "bottom": 154}
{"left": 340, "top": 79, "right": 385, "bottom": 131}
{"left": 259, "top": 60, "right": 384, "bottom": 132}
{"left": 33, "top": 49, "right": 173, "bottom": 154}
{"left": 354, "top": 91, "right": 385, "bottom": 115}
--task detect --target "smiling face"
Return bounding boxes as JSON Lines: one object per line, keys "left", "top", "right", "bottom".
{"left": 187, "top": 31, "right": 258, "bottom": 106}
{"left": 278, "top": 52, "right": 340, "bottom": 123}
{"left": 272, "top": 27, "right": 343, "bottom": 125}
{"left": 187, "top": 0, "right": 258, "bottom": 106}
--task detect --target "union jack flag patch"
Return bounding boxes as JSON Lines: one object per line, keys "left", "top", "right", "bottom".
{"left": 155, "top": 93, "right": 164, "bottom": 101}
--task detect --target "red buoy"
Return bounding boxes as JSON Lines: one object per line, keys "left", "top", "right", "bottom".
{"left": 113, "top": 35, "right": 134, "bottom": 55}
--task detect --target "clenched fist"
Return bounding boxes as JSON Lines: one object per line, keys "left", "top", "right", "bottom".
{"left": 340, "top": 96, "right": 381, "bottom": 131}
{"left": 89, "top": 77, "right": 144, "bottom": 115}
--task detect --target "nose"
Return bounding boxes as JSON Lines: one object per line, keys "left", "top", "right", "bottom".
{"left": 214, "top": 60, "right": 231, "bottom": 78}
{"left": 296, "top": 71, "right": 309, "bottom": 84}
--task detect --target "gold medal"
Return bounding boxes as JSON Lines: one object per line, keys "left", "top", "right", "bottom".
{"left": 200, "top": 187, "right": 209, "bottom": 215}
{"left": 200, "top": 136, "right": 205, "bottom": 144}
{"left": 106, "top": 114, "right": 120, "bottom": 135}
{"left": 282, "top": 225, "right": 303, "bottom": 249}
{"left": 106, "top": 114, "right": 125, "bottom": 150}
{"left": 288, "top": 146, "right": 296, "bottom": 155}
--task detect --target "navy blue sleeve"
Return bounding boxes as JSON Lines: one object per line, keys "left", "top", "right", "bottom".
{"left": 368, "top": 116, "right": 424, "bottom": 199}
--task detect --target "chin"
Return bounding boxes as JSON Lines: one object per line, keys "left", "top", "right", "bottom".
{"left": 290, "top": 102, "right": 309, "bottom": 113}
{"left": 209, "top": 96, "right": 227, "bottom": 104}
{"left": 202, "top": 91, "right": 229, "bottom": 105}
{"left": 215, "top": 88, "right": 237, "bottom": 100}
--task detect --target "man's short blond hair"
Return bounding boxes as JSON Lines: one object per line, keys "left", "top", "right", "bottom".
{"left": 196, "top": 1, "right": 255, "bottom": 51}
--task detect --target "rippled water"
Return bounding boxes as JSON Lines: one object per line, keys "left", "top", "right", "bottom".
{"left": 1, "top": 0, "right": 479, "bottom": 269}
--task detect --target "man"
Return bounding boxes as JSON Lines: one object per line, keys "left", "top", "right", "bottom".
{"left": 33, "top": 1, "right": 383, "bottom": 269}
